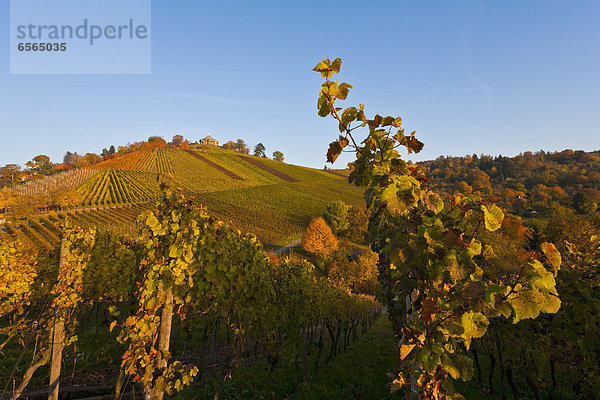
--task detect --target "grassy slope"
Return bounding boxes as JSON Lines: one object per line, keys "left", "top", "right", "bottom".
{"left": 192, "top": 154, "right": 363, "bottom": 246}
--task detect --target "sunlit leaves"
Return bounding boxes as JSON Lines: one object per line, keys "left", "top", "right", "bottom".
{"left": 467, "top": 239, "right": 482, "bottom": 257}
{"left": 460, "top": 311, "right": 489, "bottom": 349}
{"left": 0, "top": 236, "right": 37, "bottom": 318}
{"left": 509, "top": 260, "right": 561, "bottom": 323}
{"left": 379, "top": 175, "right": 422, "bottom": 217}
{"left": 312, "top": 57, "right": 342, "bottom": 78}
{"left": 51, "top": 225, "right": 97, "bottom": 320}
{"left": 481, "top": 204, "right": 504, "bottom": 231}
{"left": 406, "top": 134, "right": 424, "bottom": 154}
{"left": 425, "top": 191, "right": 444, "bottom": 214}
{"left": 337, "top": 82, "right": 353, "bottom": 100}
{"left": 444, "top": 353, "right": 474, "bottom": 381}
{"left": 341, "top": 106, "right": 358, "bottom": 126}
{"left": 117, "top": 186, "right": 208, "bottom": 394}
{"left": 317, "top": 94, "right": 331, "bottom": 117}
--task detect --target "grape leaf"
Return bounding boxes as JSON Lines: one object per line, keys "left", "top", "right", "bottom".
{"left": 481, "top": 204, "right": 504, "bottom": 231}
{"left": 326, "top": 141, "right": 342, "bottom": 163}
{"left": 541, "top": 242, "right": 561, "bottom": 274}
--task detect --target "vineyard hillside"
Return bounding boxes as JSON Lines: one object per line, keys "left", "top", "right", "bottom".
{"left": 1, "top": 147, "right": 362, "bottom": 248}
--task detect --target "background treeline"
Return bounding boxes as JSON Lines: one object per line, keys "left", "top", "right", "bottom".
{"left": 419, "top": 149, "right": 600, "bottom": 217}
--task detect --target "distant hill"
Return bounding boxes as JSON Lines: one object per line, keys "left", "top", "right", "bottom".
{"left": 418, "top": 149, "right": 600, "bottom": 218}
{"left": 1, "top": 146, "right": 362, "bottom": 249}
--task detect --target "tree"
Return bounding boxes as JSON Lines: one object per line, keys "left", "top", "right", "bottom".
{"left": 222, "top": 140, "right": 236, "bottom": 150}
{"left": 525, "top": 225, "right": 544, "bottom": 253}
{"left": 346, "top": 205, "right": 368, "bottom": 242}
{"left": 82, "top": 153, "right": 102, "bottom": 166}
{"left": 273, "top": 151, "right": 284, "bottom": 162}
{"left": 327, "top": 248, "right": 378, "bottom": 294}
{"left": 301, "top": 217, "right": 338, "bottom": 256}
{"left": 148, "top": 136, "right": 167, "bottom": 148}
{"left": 353, "top": 249, "right": 379, "bottom": 294}
{"left": 63, "top": 151, "right": 74, "bottom": 164}
{"left": 26, "top": 155, "right": 53, "bottom": 175}
{"left": 172, "top": 134, "right": 184, "bottom": 146}
{"left": 573, "top": 191, "right": 597, "bottom": 214}
{"left": 5, "top": 193, "right": 40, "bottom": 220}
{"left": 179, "top": 139, "right": 190, "bottom": 150}
{"left": 253, "top": 143, "right": 266, "bottom": 157}
{"left": 64, "top": 152, "right": 83, "bottom": 168}
{"left": 0, "top": 164, "right": 23, "bottom": 185}
{"left": 109, "top": 145, "right": 116, "bottom": 154}
{"left": 324, "top": 200, "right": 349, "bottom": 234}
{"left": 0, "top": 188, "right": 13, "bottom": 211}
{"left": 235, "top": 139, "right": 249, "bottom": 154}
{"left": 455, "top": 181, "right": 473, "bottom": 194}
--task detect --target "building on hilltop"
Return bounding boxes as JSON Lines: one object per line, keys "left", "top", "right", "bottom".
{"left": 199, "top": 135, "right": 219, "bottom": 146}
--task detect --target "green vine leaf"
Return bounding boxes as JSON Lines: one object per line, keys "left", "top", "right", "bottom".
{"left": 481, "top": 204, "right": 504, "bottom": 231}
{"left": 460, "top": 311, "right": 489, "bottom": 349}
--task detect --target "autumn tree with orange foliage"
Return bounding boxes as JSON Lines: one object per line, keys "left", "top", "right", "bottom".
{"left": 301, "top": 217, "right": 338, "bottom": 257}
{"left": 148, "top": 136, "right": 167, "bottom": 148}
{"left": 222, "top": 140, "right": 236, "bottom": 150}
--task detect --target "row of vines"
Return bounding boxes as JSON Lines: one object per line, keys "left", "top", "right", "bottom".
{"left": 0, "top": 204, "right": 146, "bottom": 249}
{"left": 77, "top": 170, "right": 159, "bottom": 206}
{"left": 0, "top": 185, "right": 382, "bottom": 400}
{"left": 12, "top": 167, "right": 99, "bottom": 198}
{"left": 95, "top": 148, "right": 172, "bottom": 174}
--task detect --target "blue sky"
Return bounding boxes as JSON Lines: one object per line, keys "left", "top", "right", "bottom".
{"left": 1, "top": 0, "right": 599, "bottom": 169}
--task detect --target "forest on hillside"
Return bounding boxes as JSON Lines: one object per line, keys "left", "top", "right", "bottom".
{"left": 419, "top": 149, "right": 600, "bottom": 217}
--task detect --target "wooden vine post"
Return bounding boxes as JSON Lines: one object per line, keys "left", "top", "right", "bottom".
{"left": 48, "top": 239, "right": 67, "bottom": 400}
{"left": 155, "top": 287, "right": 174, "bottom": 400}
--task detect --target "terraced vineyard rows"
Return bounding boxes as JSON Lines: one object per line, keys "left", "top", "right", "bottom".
{"left": 77, "top": 170, "right": 159, "bottom": 206}
{"left": 154, "top": 147, "right": 173, "bottom": 174}
{"left": 0, "top": 204, "right": 146, "bottom": 248}
{"left": 94, "top": 149, "right": 155, "bottom": 171}
{"left": 236, "top": 155, "right": 299, "bottom": 182}
{"left": 2, "top": 147, "right": 364, "bottom": 248}
{"left": 13, "top": 167, "right": 99, "bottom": 197}
{"left": 199, "top": 152, "right": 279, "bottom": 185}
{"left": 166, "top": 148, "right": 257, "bottom": 193}
{"left": 184, "top": 149, "right": 243, "bottom": 180}
{"left": 250, "top": 154, "right": 346, "bottom": 182}
{"left": 93, "top": 148, "right": 173, "bottom": 174}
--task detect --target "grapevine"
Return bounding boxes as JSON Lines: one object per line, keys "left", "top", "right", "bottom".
{"left": 314, "top": 58, "right": 562, "bottom": 399}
